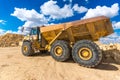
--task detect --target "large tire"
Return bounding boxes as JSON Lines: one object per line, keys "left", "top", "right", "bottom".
{"left": 22, "top": 41, "right": 34, "bottom": 56}
{"left": 50, "top": 40, "right": 70, "bottom": 62}
{"left": 72, "top": 40, "right": 102, "bottom": 68}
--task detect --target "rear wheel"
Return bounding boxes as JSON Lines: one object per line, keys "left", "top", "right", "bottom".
{"left": 22, "top": 41, "right": 34, "bottom": 56}
{"left": 72, "top": 40, "right": 102, "bottom": 68}
{"left": 50, "top": 40, "right": 70, "bottom": 62}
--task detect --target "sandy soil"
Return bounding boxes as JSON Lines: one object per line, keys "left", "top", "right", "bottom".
{"left": 0, "top": 47, "right": 120, "bottom": 80}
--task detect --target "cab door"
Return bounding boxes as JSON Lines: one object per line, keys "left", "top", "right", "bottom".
{"left": 30, "top": 27, "right": 41, "bottom": 50}
{"left": 30, "top": 28, "right": 38, "bottom": 40}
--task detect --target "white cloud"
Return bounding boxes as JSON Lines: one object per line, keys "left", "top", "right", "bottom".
{"left": 82, "top": 3, "right": 119, "bottom": 19}
{"left": 0, "top": 20, "right": 6, "bottom": 24}
{"left": 5, "top": 30, "right": 17, "bottom": 34}
{"left": 63, "top": 0, "right": 72, "bottom": 3}
{"left": 0, "top": 29, "right": 5, "bottom": 35}
{"left": 0, "top": 29, "right": 18, "bottom": 35}
{"left": 85, "top": 0, "right": 88, "bottom": 2}
{"left": 100, "top": 33, "right": 120, "bottom": 44}
{"left": 69, "top": 0, "right": 72, "bottom": 3}
{"left": 112, "top": 21, "right": 120, "bottom": 30}
{"left": 72, "top": 4, "right": 88, "bottom": 13}
{"left": 40, "top": 0, "right": 73, "bottom": 19}
{"left": 11, "top": 8, "right": 48, "bottom": 34}
{"left": 11, "top": 8, "right": 48, "bottom": 26}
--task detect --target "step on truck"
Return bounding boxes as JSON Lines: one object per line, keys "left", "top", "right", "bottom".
{"left": 21, "top": 16, "right": 113, "bottom": 68}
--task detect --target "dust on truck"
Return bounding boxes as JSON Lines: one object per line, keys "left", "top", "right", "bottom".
{"left": 22, "top": 16, "right": 113, "bottom": 68}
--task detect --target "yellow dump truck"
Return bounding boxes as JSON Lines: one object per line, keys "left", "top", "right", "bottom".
{"left": 22, "top": 16, "right": 113, "bottom": 68}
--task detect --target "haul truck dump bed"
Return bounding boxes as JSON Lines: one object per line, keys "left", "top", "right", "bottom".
{"left": 41, "top": 16, "right": 113, "bottom": 44}
{"left": 22, "top": 16, "right": 114, "bottom": 68}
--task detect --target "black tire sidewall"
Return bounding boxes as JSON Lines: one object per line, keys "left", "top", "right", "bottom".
{"left": 22, "top": 41, "right": 33, "bottom": 56}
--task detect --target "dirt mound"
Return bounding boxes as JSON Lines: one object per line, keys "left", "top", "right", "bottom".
{"left": 0, "top": 33, "right": 24, "bottom": 47}
{"left": 97, "top": 43, "right": 120, "bottom": 64}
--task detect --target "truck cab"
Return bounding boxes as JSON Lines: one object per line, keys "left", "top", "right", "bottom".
{"left": 29, "top": 27, "right": 41, "bottom": 41}
{"left": 22, "top": 27, "right": 47, "bottom": 55}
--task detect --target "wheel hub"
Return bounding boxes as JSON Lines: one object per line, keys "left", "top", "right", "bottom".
{"left": 78, "top": 48, "right": 92, "bottom": 60}
{"left": 23, "top": 46, "right": 28, "bottom": 53}
{"left": 54, "top": 46, "right": 63, "bottom": 56}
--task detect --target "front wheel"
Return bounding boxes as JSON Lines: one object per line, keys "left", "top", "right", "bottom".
{"left": 22, "top": 41, "right": 34, "bottom": 56}
{"left": 72, "top": 40, "right": 102, "bottom": 68}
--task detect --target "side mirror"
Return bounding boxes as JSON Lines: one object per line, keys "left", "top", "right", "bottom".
{"left": 21, "top": 27, "right": 24, "bottom": 32}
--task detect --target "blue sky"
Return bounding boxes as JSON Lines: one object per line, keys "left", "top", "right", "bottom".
{"left": 0, "top": 0, "right": 120, "bottom": 43}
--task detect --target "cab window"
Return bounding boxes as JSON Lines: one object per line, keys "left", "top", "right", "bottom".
{"left": 30, "top": 28, "right": 37, "bottom": 35}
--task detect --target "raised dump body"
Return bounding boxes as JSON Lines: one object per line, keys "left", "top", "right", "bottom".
{"left": 41, "top": 16, "right": 113, "bottom": 44}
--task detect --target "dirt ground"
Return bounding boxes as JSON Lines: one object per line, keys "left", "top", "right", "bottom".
{"left": 0, "top": 47, "right": 120, "bottom": 80}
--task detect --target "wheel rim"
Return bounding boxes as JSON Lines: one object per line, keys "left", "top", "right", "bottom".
{"left": 23, "top": 46, "right": 28, "bottom": 53}
{"left": 78, "top": 48, "right": 92, "bottom": 60}
{"left": 54, "top": 46, "right": 63, "bottom": 56}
